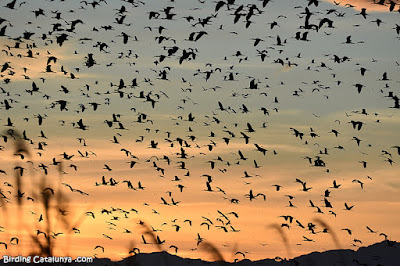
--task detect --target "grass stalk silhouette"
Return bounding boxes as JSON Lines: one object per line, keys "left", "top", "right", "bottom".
{"left": 0, "top": 129, "right": 84, "bottom": 261}
{"left": 199, "top": 241, "right": 226, "bottom": 266}
{"left": 268, "top": 223, "right": 292, "bottom": 259}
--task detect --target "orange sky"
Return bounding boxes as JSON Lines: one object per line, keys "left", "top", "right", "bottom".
{"left": 323, "top": 0, "right": 400, "bottom": 12}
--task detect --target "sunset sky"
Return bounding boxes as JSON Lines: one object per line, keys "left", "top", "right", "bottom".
{"left": 0, "top": 0, "right": 400, "bottom": 262}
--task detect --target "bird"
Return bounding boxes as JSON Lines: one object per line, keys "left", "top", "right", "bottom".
{"left": 0, "top": 242, "right": 7, "bottom": 249}
{"left": 342, "top": 228, "right": 352, "bottom": 235}
{"left": 331, "top": 180, "right": 341, "bottom": 189}
{"left": 344, "top": 203, "right": 354, "bottom": 210}
{"left": 0, "top": 0, "right": 396, "bottom": 260}
{"left": 272, "top": 185, "right": 282, "bottom": 191}
{"left": 352, "top": 179, "right": 364, "bottom": 189}
{"left": 324, "top": 198, "right": 333, "bottom": 208}
{"left": 94, "top": 246, "right": 104, "bottom": 253}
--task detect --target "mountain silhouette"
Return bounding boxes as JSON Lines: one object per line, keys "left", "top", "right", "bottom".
{"left": 2, "top": 240, "right": 397, "bottom": 266}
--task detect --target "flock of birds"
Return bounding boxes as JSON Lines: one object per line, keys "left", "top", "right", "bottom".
{"left": 0, "top": 0, "right": 399, "bottom": 262}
